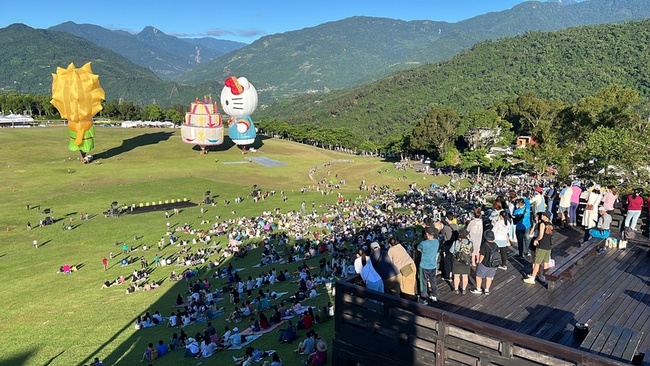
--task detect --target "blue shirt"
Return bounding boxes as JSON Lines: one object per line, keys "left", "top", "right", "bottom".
{"left": 417, "top": 239, "right": 439, "bottom": 270}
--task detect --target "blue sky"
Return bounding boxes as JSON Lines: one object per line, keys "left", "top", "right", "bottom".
{"left": 0, "top": 0, "right": 533, "bottom": 43}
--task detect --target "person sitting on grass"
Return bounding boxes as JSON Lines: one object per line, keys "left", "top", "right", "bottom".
{"left": 294, "top": 330, "right": 317, "bottom": 355}
{"left": 169, "top": 333, "right": 181, "bottom": 350}
{"left": 156, "top": 340, "right": 168, "bottom": 358}
{"left": 183, "top": 337, "right": 200, "bottom": 358}
{"left": 305, "top": 340, "right": 327, "bottom": 366}
{"left": 141, "top": 343, "right": 156, "bottom": 362}
{"left": 233, "top": 347, "right": 273, "bottom": 365}
{"left": 277, "top": 320, "right": 297, "bottom": 343}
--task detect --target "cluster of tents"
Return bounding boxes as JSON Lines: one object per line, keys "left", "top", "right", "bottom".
{"left": 0, "top": 113, "right": 35, "bottom": 127}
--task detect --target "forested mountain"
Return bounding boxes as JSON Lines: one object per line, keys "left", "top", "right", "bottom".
{"left": 185, "top": 37, "right": 247, "bottom": 55}
{"left": 175, "top": 0, "right": 650, "bottom": 102}
{"left": 0, "top": 24, "right": 204, "bottom": 105}
{"left": 49, "top": 22, "right": 239, "bottom": 79}
{"left": 257, "top": 19, "right": 650, "bottom": 144}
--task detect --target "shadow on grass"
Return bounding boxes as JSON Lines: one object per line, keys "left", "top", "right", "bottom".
{"left": 0, "top": 349, "right": 36, "bottom": 366}
{"left": 43, "top": 350, "right": 65, "bottom": 366}
{"left": 98, "top": 132, "right": 174, "bottom": 160}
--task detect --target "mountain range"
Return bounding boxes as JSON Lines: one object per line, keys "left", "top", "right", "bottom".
{"left": 0, "top": 0, "right": 649, "bottom": 108}
{"left": 49, "top": 22, "right": 246, "bottom": 79}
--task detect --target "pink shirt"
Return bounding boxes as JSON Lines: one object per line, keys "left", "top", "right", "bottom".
{"left": 602, "top": 192, "right": 618, "bottom": 211}
{"left": 571, "top": 186, "right": 582, "bottom": 203}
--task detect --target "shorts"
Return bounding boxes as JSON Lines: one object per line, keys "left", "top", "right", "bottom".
{"left": 534, "top": 248, "right": 551, "bottom": 264}
{"left": 558, "top": 206, "right": 570, "bottom": 214}
{"left": 475, "top": 263, "right": 497, "bottom": 279}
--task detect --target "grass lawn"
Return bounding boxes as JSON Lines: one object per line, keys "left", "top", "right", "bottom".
{"left": 0, "top": 126, "right": 451, "bottom": 366}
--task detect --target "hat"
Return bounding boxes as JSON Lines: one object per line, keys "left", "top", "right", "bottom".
{"left": 232, "top": 327, "right": 239, "bottom": 332}
{"left": 541, "top": 212, "right": 551, "bottom": 220}
{"left": 370, "top": 242, "right": 380, "bottom": 250}
{"left": 535, "top": 186, "right": 543, "bottom": 192}
{"left": 188, "top": 337, "right": 195, "bottom": 343}
{"left": 483, "top": 230, "right": 495, "bottom": 241}
{"left": 425, "top": 226, "right": 437, "bottom": 236}
{"left": 598, "top": 206, "right": 606, "bottom": 212}
{"left": 316, "top": 340, "right": 328, "bottom": 352}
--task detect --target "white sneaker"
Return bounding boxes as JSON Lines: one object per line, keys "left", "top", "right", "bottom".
{"left": 498, "top": 265, "right": 507, "bottom": 270}
{"left": 523, "top": 277, "right": 536, "bottom": 284}
{"left": 429, "top": 296, "right": 437, "bottom": 302}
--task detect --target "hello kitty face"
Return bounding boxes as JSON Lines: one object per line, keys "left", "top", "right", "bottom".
{"left": 220, "top": 76, "right": 258, "bottom": 117}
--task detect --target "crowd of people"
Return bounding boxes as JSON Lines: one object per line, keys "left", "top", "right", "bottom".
{"left": 86, "top": 158, "right": 648, "bottom": 363}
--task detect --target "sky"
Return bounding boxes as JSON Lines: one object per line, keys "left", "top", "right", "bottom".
{"left": 0, "top": 0, "right": 535, "bottom": 43}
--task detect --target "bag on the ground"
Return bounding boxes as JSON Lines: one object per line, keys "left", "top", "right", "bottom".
{"left": 622, "top": 227, "right": 635, "bottom": 240}
{"left": 454, "top": 239, "right": 472, "bottom": 265}
{"left": 486, "top": 242, "right": 501, "bottom": 268}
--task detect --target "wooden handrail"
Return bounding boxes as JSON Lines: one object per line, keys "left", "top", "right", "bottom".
{"left": 335, "top": 275, "right": 627, "bottom": 366}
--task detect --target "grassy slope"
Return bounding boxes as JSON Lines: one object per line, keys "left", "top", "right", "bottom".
{"left": 0, "top": 127, "right": 450, "bottom": 366}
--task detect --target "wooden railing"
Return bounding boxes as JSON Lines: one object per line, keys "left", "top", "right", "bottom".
{"left": 332, "top": 275, "right": 628, "bottom": 366}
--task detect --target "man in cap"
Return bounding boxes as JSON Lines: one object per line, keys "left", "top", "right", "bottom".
{"left": 183, "top": 337, "right": 200, "bottom": 358}
{"left": 417, "top": 226, "right": 440, "bottom": 304}
{"left": 585, "top": 206, "right": 612, "bottom": 241}
{"left": 369, "top": 241, "right": 400, "bottom": 296}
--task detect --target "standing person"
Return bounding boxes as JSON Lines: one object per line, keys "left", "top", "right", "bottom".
{"left": 33, "top": 239, "right": 38, "bottom": 249}
{"left": 582, "top": 186, "right": 603, "bottom": 242}
{"left": 557, "top": 183, "right": 573, "bottom": 228}
{"left": 449, "top": 229, "right": 472, "bottom": 294}
{"left": 387, "top": 237, "right": 417, "bottom": 300}
{"left": 354, "top": 247, "right": 383, "bottom": 293}
{"left": 492, "top": 210, "right": 512, "bottom": 270}
{"left": 531, "top": 187, "right": 546, "bottom": 215}
{"left": 513, "top": 198, "right": 532, "bottom": 258}
{"left": 369, "top": 242, "right": 400, "bottom": 296}
{"left": 524, "top": 212, "right": 554, "bottom": 286}
{"left": 440, "top": 213, "right": 458, "bottom": 281}
{"left": 471, "top": 231, "right": 499, "bottom": 295}
{"left": 546, "top": 183, "right": 558, "bottom": 222}
{"left": 601, "top": 186, "right": 619, "bottom": 215}
{"left": 466, "top": 207, "right": 483, "bottom": 266}
{"left": 624, "top": 189, "right": 644, "bottom": 231}
{"left": 569, "top": 182, "right": 582, "bottom": 226}
{"left": 417, "top": 226, "right": 440, "bottom": 304}
{"left": 102, "top": 256, "right": 108, "bottom": 271}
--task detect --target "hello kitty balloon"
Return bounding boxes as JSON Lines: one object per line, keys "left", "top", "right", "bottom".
{"left": 221, "top": 76, "right": 258, "bottom": 148}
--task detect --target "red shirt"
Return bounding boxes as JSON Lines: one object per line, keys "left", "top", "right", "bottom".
{"left": 627, "top": 194, "right": 644, "bottom": 211}
{"left": 301, "top": 313, "right": 313, "bottom": 329}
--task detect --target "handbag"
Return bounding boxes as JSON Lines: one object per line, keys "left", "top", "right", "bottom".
{"left": 586, "top": 204, "right": 594, "bottom": 210}
{"left": 400, "top": 263, "right": 414, "bottom": 277}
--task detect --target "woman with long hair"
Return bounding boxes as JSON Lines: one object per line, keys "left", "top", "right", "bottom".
{"left": 354, "top": 247, "right": 384, "bottom": 293}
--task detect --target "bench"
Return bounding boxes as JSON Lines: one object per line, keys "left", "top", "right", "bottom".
{"left": 545, "top": 237, "right": 606, "bottom": 291}
{"left": 578, "top": 320, "right": 642, "bottom": 363}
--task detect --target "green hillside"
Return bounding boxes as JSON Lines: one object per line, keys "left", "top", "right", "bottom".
{"left": 257, "top": 19, "right": 650, "bottom": 144}
{"left": 0, "top": 24, "right": 208, "bottom": 106}
{"left": 175, "top": 0, "right": 650, "bottom": 103}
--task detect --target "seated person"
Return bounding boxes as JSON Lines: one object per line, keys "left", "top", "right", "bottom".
{"left": 183, "top": 338, "right": 200, "bottom": 358}
{"left": 258, "top": 312, "right": 269, "bottom": 329}
{"left": 306, "top": 340, "right": 328, "bottom": 366}
{"left": 141, "top": 343, "right": 156, "bottom": 362}
{"left": 586, "top": 206, "right": 612, "bottom": 241}
{"left": 229, "top": 327, "right": 244, "bottom": 348}
{"left": 169, "top": 333, "right": 181, "bottom": 350}
{"left": 156, "top": 340, "right": 168, "bottom": 358}
{"left": 294, "top": 330, "right": 316, "bottom": 354}
{"left": 277, "top": 320, "right": 297, "bottom": 343}
{"left": 248, "top": 317, "right": 261, "bottom": 332}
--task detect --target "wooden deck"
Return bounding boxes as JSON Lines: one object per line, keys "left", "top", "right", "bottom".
{"left": 431, "top": 226, "right": 650, "bottom": 364}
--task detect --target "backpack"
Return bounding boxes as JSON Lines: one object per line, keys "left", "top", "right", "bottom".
{"left": 454, "top": 239, "right": 472, "bottom": 265}
{"left": 486, "top": 241, "right": 501, "bottom": 268}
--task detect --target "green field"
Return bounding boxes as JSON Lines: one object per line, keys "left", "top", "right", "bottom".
{"left": 0, "top": 127, "right": 451, "bottom": 366}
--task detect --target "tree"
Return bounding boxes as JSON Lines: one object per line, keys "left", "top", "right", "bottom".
{"left": 164, "top": 108, "right": 183, "bottom": 123}
{"left": 143, "top": 104, "right": 163, "bottom": 121}
{"left": 409, "top": 107, "right": 460, "bottom": 158}
{"left": 457, "top": 109, "right": 514, "bottom": 150}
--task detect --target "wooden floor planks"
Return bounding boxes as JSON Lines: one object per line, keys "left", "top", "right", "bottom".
{"left": 431, "top": 228, "right": 650, "bottom": 364}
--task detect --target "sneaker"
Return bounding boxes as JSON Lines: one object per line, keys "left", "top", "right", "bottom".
{"left": 484, "top": 290, "right": 490, "bottom": 295}
{"left": 429, "top": 296, "right": 437, "bottom": 302}
{"left": 498, "top": 265, "right": 507, "bottom": 270}
{"left": 418, "top": 298, "right": 429, "bottom": 305}
{"left": 525, "top": 253, "right": 531, "bottom": 257}
{"left": 460, "top": 289, "right": 466, "bottom": 295}
{"left": 454, "top": 289, "right": 460, "bottom": 295}
{"left": 523, "top": 277, "right": 536, "bottom": 284}
{"left": 470, "top": 288, "right": 483, "bottom": 295}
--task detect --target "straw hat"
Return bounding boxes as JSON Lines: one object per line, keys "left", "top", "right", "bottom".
{"left": 316, "top": 340, "right": 327, "bottom": 352}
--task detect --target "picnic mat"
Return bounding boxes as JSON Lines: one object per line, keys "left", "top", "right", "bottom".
{"left": 227, "top": 334, "right": 262, "bottom": 350}
{"left": 240, "top": 320, "right": 286, "bottom": 336}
